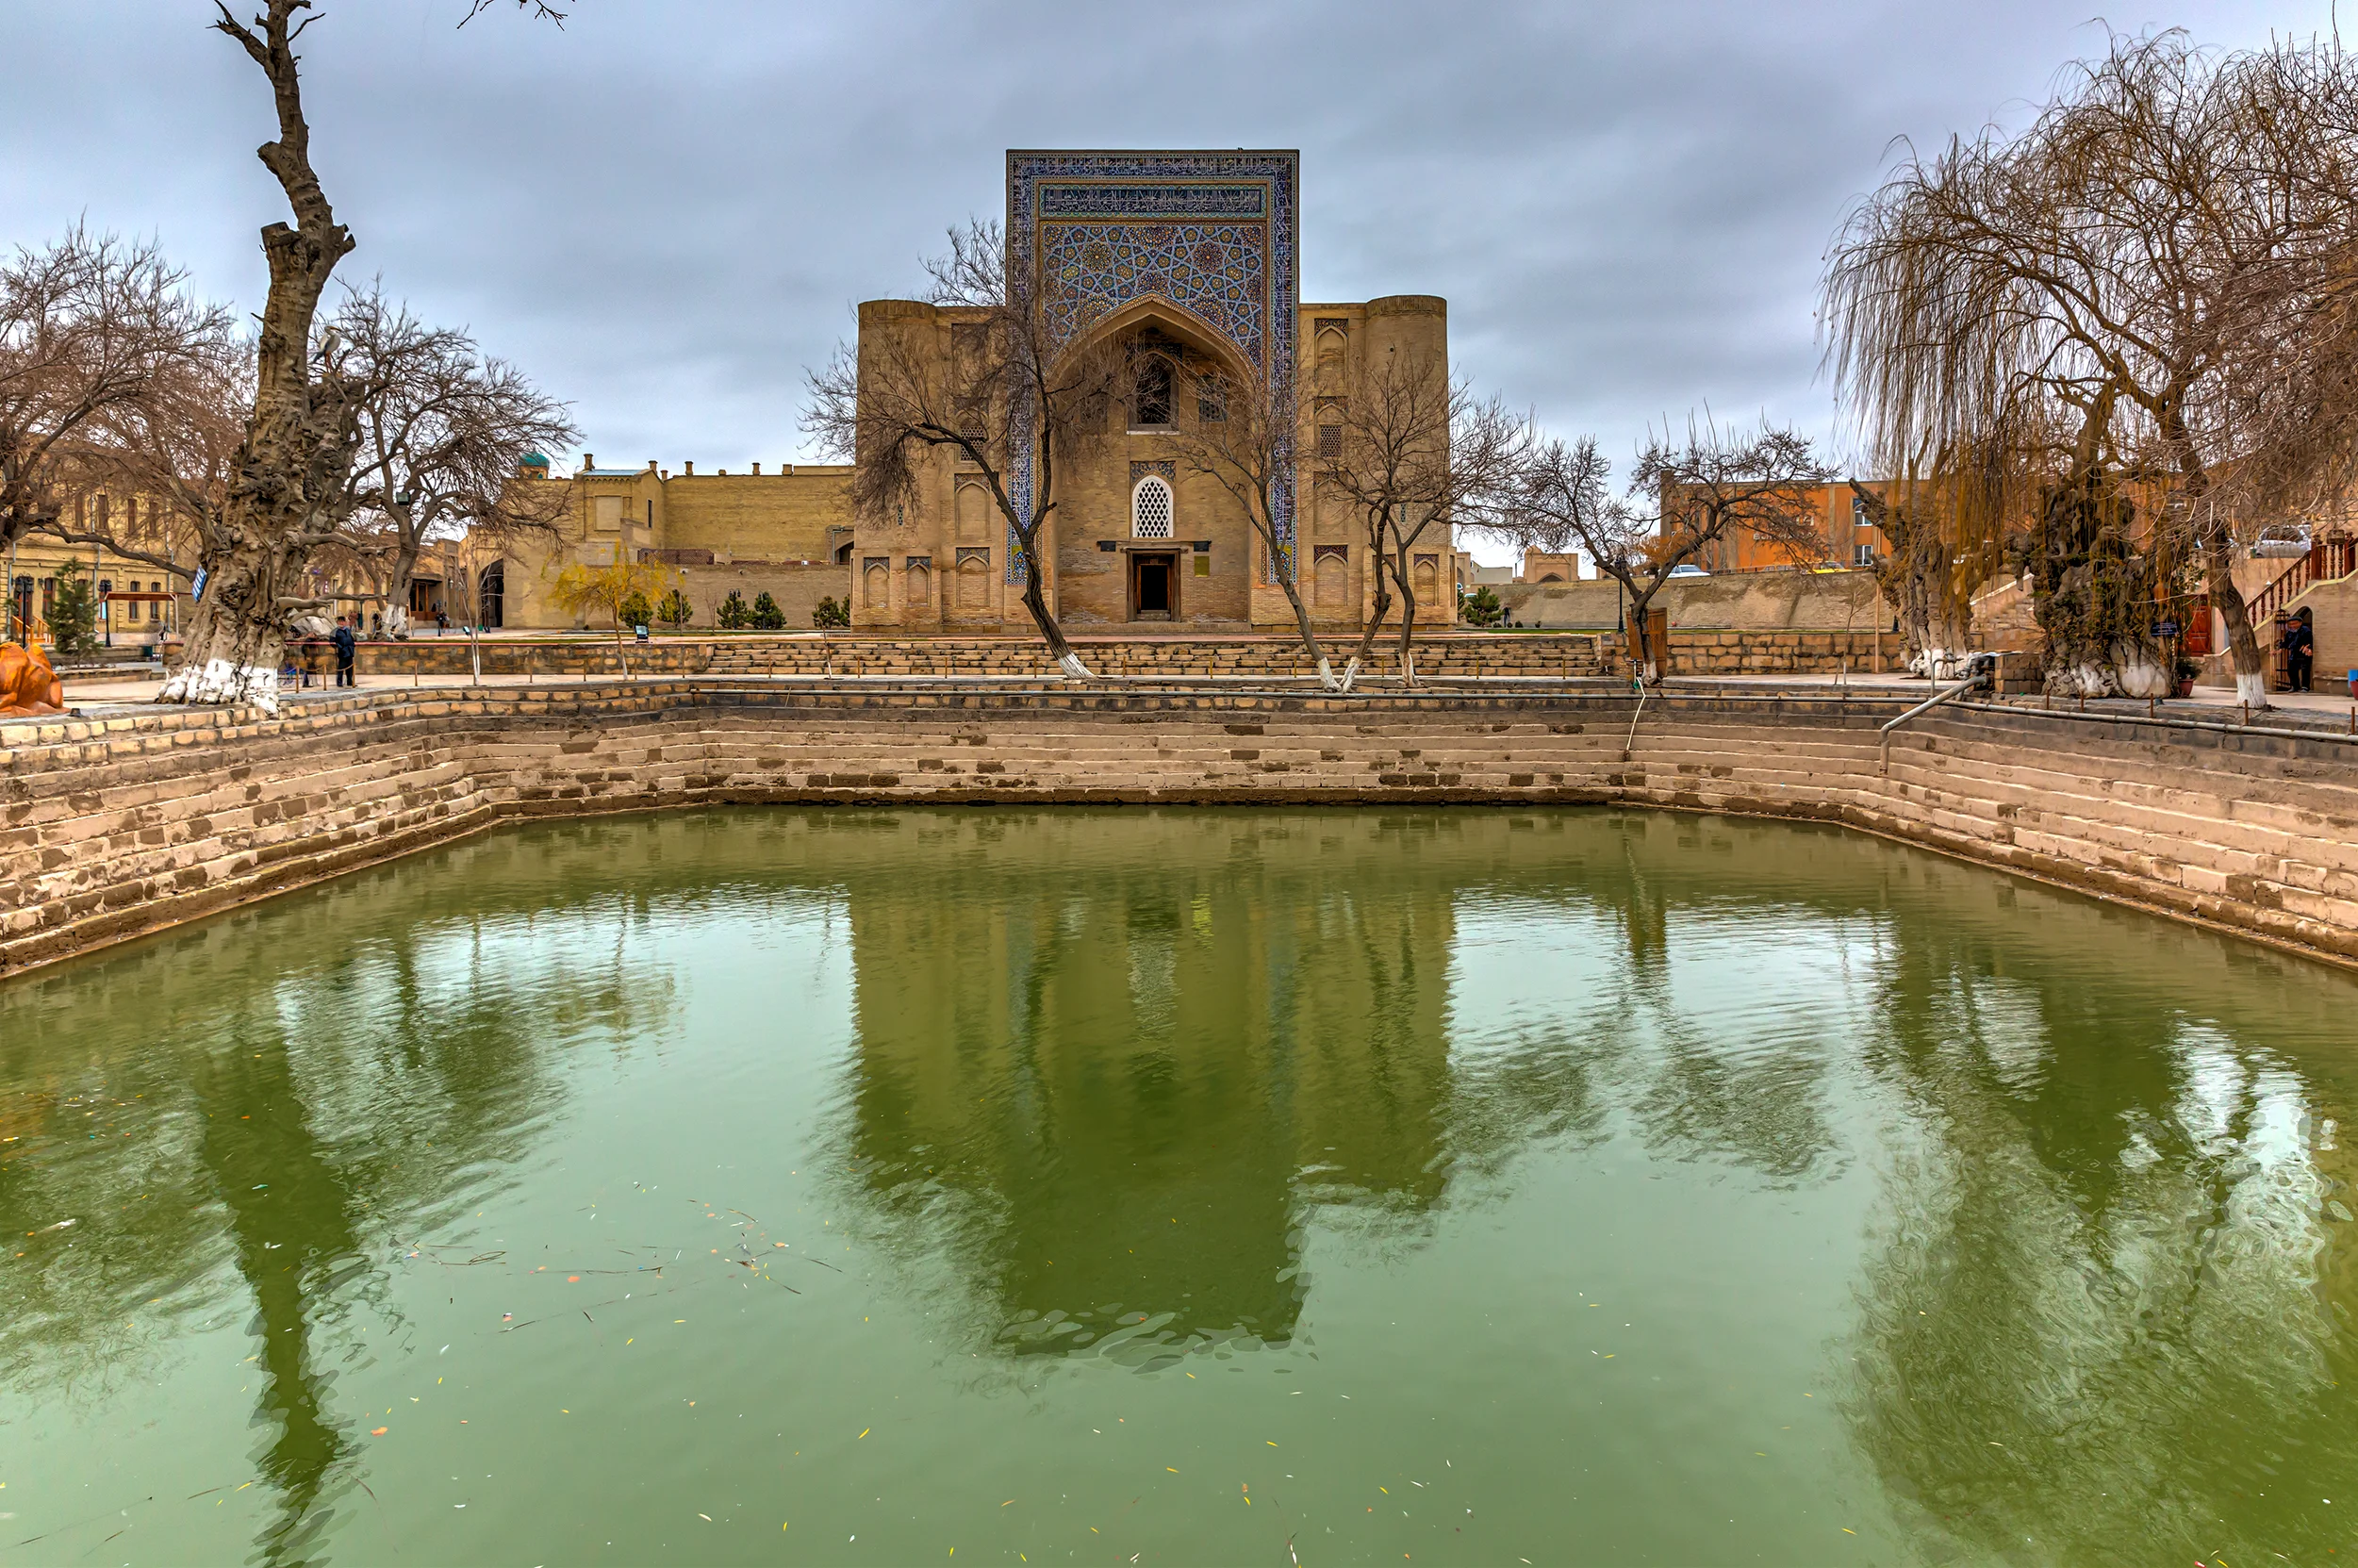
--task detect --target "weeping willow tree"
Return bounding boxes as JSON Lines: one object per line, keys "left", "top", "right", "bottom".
{"left": 1851, "top": 441, "right": 2011, "bottom": 680}
{"left": 1824, "top": 31, "right": 2358, "bottom": 703}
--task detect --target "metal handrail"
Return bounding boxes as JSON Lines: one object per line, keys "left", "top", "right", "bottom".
{"left": 2247, "top": 553, "right": 2318, "bottom": 624}
{"left": 1879, "top": 657, "right": 1995, "bottom": 773}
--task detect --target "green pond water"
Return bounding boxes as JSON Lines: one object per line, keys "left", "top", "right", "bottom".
{"left": 4, "top": 807, "right": 2357, "bottom": 1567}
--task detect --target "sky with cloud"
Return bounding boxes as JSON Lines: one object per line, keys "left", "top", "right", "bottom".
{"left": 4, "top": 2, "right": 2336, "bottom": 560}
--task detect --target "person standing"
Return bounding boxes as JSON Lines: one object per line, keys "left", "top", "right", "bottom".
{"left": 331, "top": 615, "right": 357, "bottom": 688}
{"left": 2287, "top": 606, "right": 2317, "bottom": 693}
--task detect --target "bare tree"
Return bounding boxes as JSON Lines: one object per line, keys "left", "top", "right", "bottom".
{"left": 1166, "top": 362, "right": 1346, "bottom": 685}
{"left": 156, "top": 1, "right": 364, "bottom": 707}
{"left": 329, "top": 285, "right": 576, "bottom": 635}
{"left": 1490, "top": 431, "right": 1616, "bottom": 581}
{"left": 460, "top": 0, "right": 568, "bottom": 20}
{"left": 1825, "top": 30, "right": 2358, "bottom": 704}
{"left": 0, "top": 228, "right": 233, "bottom": 554}
{"left": 1317, "top": 355, "right": 1528, "bottom": 685}
{"left": 36, "top": 309, "right": 249, "bottom": 596}
{"left": 1508, "top": 420, "right": 1828, "bottom": 685}
{"left": 164, "top": 0, "right": 564, "bottom": 710}
{"left": 805, "top": 221, "right": 1122, "bottom": 678}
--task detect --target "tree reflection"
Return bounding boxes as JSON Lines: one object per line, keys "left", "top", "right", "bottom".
{"left": 0, "top": 844, "right": 672, "bottom": 1564}
{"left": 816, "top": 809, "right": 1867, "bottom": 1362}
{"left": 8, "top": 802, "right": 2358, "bottom": 1562}
{"left": 1844, "top": 902, "right": 2358, "bottom": 1560}
{"left": 191, "top": 1032, "right": 357, "bottom": 1563}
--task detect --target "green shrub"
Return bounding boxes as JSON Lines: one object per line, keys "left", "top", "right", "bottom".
{"left": 751, "top": 591, "right": 785, "bottom": 630}
{"left": 717, "top": 590, "right": 749, "bottom": 630}
{"left": 812, "top": 595, "right": 849, "bottom": 629}
{"left": 657, "top": 587, "right": 694, "bottom": 628}
{"left": 1460, "top": 586, "right": 1504, "bottom": 627}
{"left": 47, "top": 559, "right": 100, "bottom": 655}
{"left": 618, "top": 589, "right": 653, "bottom": 630}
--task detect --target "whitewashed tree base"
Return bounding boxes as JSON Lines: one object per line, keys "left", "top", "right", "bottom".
{"left": 158, "top": 660, "right": 281, "bottom": 716}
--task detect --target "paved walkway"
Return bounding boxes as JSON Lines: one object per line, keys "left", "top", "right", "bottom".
{"left": 50, "top": 660, "right": 2358, "bottom": 735}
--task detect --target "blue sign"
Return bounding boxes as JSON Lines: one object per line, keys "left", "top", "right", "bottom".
{"left": 190, "top": 567, "right": 207, "bottom": 603}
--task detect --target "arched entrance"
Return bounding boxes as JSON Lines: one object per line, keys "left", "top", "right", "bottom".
{"left": 1130, "top": 473, "right": 1178, "bottom": 621}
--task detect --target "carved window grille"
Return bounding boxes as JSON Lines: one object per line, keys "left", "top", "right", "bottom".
{"left": 1132, "top": 475, "right": 1174, "bottom": 539}
{"left": 1316, "top": 424, "right": 1342, "bottom": 457}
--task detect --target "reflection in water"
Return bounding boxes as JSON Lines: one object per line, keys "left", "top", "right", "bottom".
{"left": 193, "top": 1032, "right": 358, "bottom": 1563}
{"left": 0, "top": 840, "right": 673, "bottom": 1564}
{"left": 1, "top": 806, "right": 2354, "bottom": 1564}
{"left": 1849, "top": 917, "right": 2358, "bottom": 1560}
{"left": 830, "top": 814, "right": 1454, "bottom": 1361}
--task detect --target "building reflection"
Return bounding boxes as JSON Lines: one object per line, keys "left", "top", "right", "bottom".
{"left": 825, "top": 811, "right": 1455, "bottom": 1357}
{"left": 816, "top": 809, "right": 1867, "bottom": 1359}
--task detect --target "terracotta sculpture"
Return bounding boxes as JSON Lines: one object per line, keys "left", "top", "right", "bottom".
{"left": 0, "top": 642, "right": 67, "bottom": 718}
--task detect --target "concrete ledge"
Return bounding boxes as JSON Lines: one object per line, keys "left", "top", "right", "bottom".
{"left": 8, "top": 683, "right": 2357, "bottom": 979}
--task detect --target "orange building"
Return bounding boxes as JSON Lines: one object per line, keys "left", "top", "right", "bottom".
{"left": 1659, "top": 480, "right": 1892, "bottom": 573}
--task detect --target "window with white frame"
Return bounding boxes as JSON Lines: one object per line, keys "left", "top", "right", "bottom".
{"left": 1132, "top": 475, "right": 1174, "bottom": 538}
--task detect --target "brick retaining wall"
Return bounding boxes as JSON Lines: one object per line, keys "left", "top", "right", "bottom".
{"left": 7, "top": 685, "right": 2356, "bottom": 977}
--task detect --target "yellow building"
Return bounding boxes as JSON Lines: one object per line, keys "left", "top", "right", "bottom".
{"left": 509, "top": 150, "right": 1460, "bottom": 635}
{"left": 6, "top": 489, "right": 192, "bottom": 649}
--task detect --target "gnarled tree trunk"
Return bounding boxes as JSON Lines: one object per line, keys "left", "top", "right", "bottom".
{"left": 2201, "top": 530, "right": 2268, "bottom": 704}
{"left": 161, "top": 3, "right": 357, "bottom": 712}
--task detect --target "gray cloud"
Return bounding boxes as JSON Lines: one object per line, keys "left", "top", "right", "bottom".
{"left": 3, "top": 0, "right": 2332, "bottom": 563}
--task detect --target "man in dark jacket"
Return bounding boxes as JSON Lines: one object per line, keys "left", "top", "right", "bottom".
{"left": 331, "top": 616, "right": 357, "bottom": 688}
{"left": 2286, "top": 606, "right": 2317, "bottom": 693}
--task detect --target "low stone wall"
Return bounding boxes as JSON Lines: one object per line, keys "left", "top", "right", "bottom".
{"left": 707, "top": 635, "right": 1613, "bottom": 679}
{"left": 302, "top": 638, "right": 708, "bottom": 677}
{"left": 298, "top": 634, "right": 1615, "bottom": 680}
{"left": 668, "top": 560, "right": 848, "bottom": 632}
{"left": 1498, "top": 570, "right": 1888, "bottom": 632}
{"left": 283, "top": 629, "right": 1899, "bottom": 681}
{"left": 7, "top": 684, "right": 2356, "bottom": 978}
{"left": 1646, "top": 629, "right": 1891, "bottom": 676}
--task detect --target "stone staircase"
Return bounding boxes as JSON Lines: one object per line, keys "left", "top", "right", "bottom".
{"left": 1969, "top": 576, "right": 2042, "bottom": 651}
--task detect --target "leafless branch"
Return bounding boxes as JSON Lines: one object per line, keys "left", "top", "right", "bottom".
{"left": 805, "top": 219, "right": 1122, "bottom": 675}
{"left": 1822, "top": 28, "right": 2358, "bottom": 700}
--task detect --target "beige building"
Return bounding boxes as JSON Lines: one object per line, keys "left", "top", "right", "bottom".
{"left": 846, "top": 152, "right": 1458, "bottom": 633}
{"left": 7, "top": 490, "right": 191, "bottom": 649}
{"left": 509, "top": 150, "right": 1461, "bottom": 635}
{"left": 502, "top": 454, "right": 853, "bottom": 631}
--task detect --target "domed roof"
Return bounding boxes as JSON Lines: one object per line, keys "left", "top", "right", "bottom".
{"left": 519, "top": 451, "right": 552, "bottom": 467}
